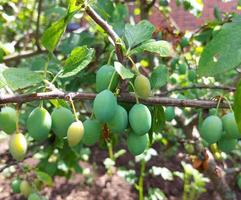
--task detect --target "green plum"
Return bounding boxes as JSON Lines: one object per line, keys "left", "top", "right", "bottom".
{"left": 200, "top": 115, "right": 222, "bottom": 144}
{"left": 93, "top": 89, "right": 117, "bottom": 123}
{"left": 96, "top": 65, "right": 119, "bottom": 92}
{"left": 107, "top": 105, "right": 128, "bottom": 134}
{"left": 51, "top": 107, "right": 75, "bottom": 138}
{"left": 127, "top": 132, "right": 148, "bottom": 156}
{"left": 0, "top": 107, "right": 16, "bottom": 134}
{"left": 129, "top": 104, "right": 151, "bottom": 135}
{"left": 82, "top": 119, "right": 101, "bottom": 145}
{"left": 27, "top": 107, "right": 52, "bottom": 141}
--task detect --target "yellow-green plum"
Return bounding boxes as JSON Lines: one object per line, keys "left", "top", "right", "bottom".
{"left": 107, "top": 105, "right": 128, "bottom": 134}
{"left": 93, "top": 90, "right": 117, "bottom": 123}
{"left": 200, "top": 115, "right": 222, "bottom": 144}
{"left": 20, "top": 180, "right": 32, "bottom": 198}
{"left": 67, "top": 121, "right": 84, "bottom": 147}
{"left": 134, "top": 74, "right": 151, "bottom": 99}
{"left": 27, "top": 107, "right": 52, "bottom": 141}
{"left": 127, "top": 132, "right": 148, "bottom": 156}
{"left": 0, "top": 107, "right": 16, "bottom": 134}
{"left": 129, "top": 104, "right": 151, "bottom": 135}
{"left": 82, "top": 119, "right": 101, "bottom": 146}
{"left": 9, "top": 133, "right": 27, "bottom": 161}
{"left": 96, "top": 65, "right": 119, "bottom": 92}
{"left": 51, "top": 107, "right": 75, "bottom": 138}
{"left": 222, "top": 113, "right": 241, "bottom": 139}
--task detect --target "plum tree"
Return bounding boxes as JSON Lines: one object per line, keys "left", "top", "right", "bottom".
{"left": 27, "top": 107, "right": 52, "bottom": 141}
{"left": 82, "top": 119, "right": 101, "bottom": 145}
{"left": 217, "top": 136, "right": 237, "bottom": 153}
{"left": 9, "top": 133, "right": 27, "bottom": 161}
{"left": 67, "top": 121, "right": 84, "bottom": 147}
{"left": 11, "top": 178, "right": 21, "bottom": 193}
{"left": 0, "top": 107, "right": 16, "bottom": 134}
{"left": 200, "top": 115, "right": 223, "bottom": 144}
{"left": 134, "top": 74, "right": 151, "bottom": 99}
{"left": 165, "top": 107, "right": 175, "bottom": 122}
{"left": 222, "top": 113, "right": 241, "bottom": 139}
{"left": 129, "top": 104, "right": 152, "bottom": 135}
{"left": 20, "top": 180, "right": 32, "bottom": 197}
{"left": 51, "top": 107, "right": 75, "bottom": 138}
{"left": 107, "top": 105, "right": 128, "bottom": 134}
{"left": 93, "top": 89, "right": 117, "bottom": 122}
{"left": 96, "top": 65, "right": 119, "bottom": 92}
{"left": 127, "top": 132, "right": 148, "bottom": 156}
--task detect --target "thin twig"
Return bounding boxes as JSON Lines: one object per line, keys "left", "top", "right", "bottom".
{"left": 162, "top": 85, "right": 236, "bottom": 95}
{"left": 85, "top": 6, "right": 124, "bottom": 63}
{"left": 3, "top": 49, "right": 47, "bottom": 63}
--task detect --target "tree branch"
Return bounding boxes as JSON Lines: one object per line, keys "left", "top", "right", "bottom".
{"left": 85, "top": 6, "right": 124, "bottom": 63}
{"left": 36, "top": 0, "right": 43, "bottom": 50}
{"left": 163, "top": 85, "right": 236, "bottom": 95}
{"left": 0, "top": 91, "right": 230, "bottom": 108}
{"left": 3, "top": 49, "right": 47, "bottom": 64}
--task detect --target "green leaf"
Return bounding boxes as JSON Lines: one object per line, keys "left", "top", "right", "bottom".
{"left": 124, "top": 20, "right": 155, "bottom": 49}
{"left": 197, "top": 19, "right": 241, "bottom": 76}
{"left": 234, "top": 80, "right": 241, "bottom": 133}
{"left": 129, "top": 40, "right": 174, "bottom": 57}
{"left": 3, "top": 68, "right": 42, "bottom": 90}
{"left": 41, "top": 17, "right": 68, "bottom": 52}
{"left": 114, "top": 61, "right": 134, "bottom": 79}
{"left": 36, "top": 171, "right": 53, "bottom": 186}
{"left": 68, "top": 0, "right": 84, "bottom": 13}
{"left": 152, "top": 105, "right": 165, "bottom": 132}
{"left": 150, "top": 65, "right": 168, "bottom": 89}
{"left": 0, "top": 67, "right": 7, "bottom": 89}
{"left": 61, "top": 46, "right": 95, "bottom": 78}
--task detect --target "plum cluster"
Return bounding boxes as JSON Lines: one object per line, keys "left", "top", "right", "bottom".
{"left": 200, "top": 113, "right": 240, "bottom": 153}
{"left": 0, "top": 64, "right": 155, "bottom": 163}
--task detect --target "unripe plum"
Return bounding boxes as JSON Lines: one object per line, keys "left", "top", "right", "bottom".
{"left": 0, "top": 107, "right": 16, "bottom": 134}
{"left": 217, "top": 136, "right": 237, "bottom": 153}
{"left": 9, "top": 133, "right": 27, "bottom": 161}
{"left": 96, "top": 65, "right": 119, "bottom": 92}
{"left": 127, "top": 132, "right": 148, "bottom": 156}
{"left": 165, "top": 107, "right": 175, "bottom": 122}
{"left": 200, "top": 115, "right": 222, "bottom": 144}
{"left": 93, "top": 89, "right": 117, "bottom": 123}
{"left": 222, "top": 113, "right": 241, "bottom": 139}
{"left": 134, "top": 74, "right": 151, "bottom": 99}
{"left": 82, "top": 119, "right": 101, "bottom": 145}
{"left": 27, "top": 107, "right": 52, "bottom": 141}
{"left": 51, "top": 107, "right": 75, "bottom": 138}
{"left": 67, "top": 121, "right": 84, "bottom": 147}
{"left": 107, "top": 105, "right": 128, "bottom": 134}
{"left": 129, "top": 104, "right": 151, "bottom": 135}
